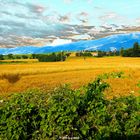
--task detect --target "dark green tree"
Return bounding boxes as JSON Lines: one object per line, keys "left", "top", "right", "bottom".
{"left": 121, "top": 42, "right": 140, "bottom": 57}
{"left": 22, "top": 55, "right": 28, "bottom": 59}
{"left": 133, "top": 42, "right": 139, "bottom": 56}
{"left": 7, "top": 54, "right": 14, "bottom": 59}
{"left": 120, "top": 47, "right": 124, "bottom": 56}
{"left": 32, "top": 54, "right": 37, "bottom": 59}
{"left": 0, "top": 54, "right": 4, "bottom": 60}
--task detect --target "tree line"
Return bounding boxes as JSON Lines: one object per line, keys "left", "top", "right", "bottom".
{"left": 120, "top": 42, "right": 140, "bottom": 57}
{"left": 0, "top": 54, "right": 31, "bottom": 60}
{"left": 32, "top": 52, "right": 70, "bottom": 62}
{"left": 76, "top": 42, "right": 140, "bottom": 57}
{"left": 0, "top": 52, "right": 71, "bottom": 62}
{"left": 0, "top": 42, "right": 139, "bottom": 61}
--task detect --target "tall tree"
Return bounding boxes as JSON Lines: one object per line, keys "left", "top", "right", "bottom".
{"left": 133, "top": 42, "right": 139, "bottom": 56}
{"left": 0, "top": 54, "right": 4, "bottom": 60}
{"left": 120, "top": 47, "right": 124, "bottom": 56}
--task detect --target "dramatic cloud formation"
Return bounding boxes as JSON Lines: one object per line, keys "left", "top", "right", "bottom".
{"left": 0, "top": 0, "right": 140, "bottom": 48}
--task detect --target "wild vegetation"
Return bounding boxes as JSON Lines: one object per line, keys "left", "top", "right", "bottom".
{"left": 0, "top": 72, "right": 140, "bottom": 139}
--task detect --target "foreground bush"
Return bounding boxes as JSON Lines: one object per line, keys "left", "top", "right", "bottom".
{"left": 0, "top": 73, "right": 140, "bottom": 139}
{"left": 0, "top": 90, "right": 48, "bottom": 140}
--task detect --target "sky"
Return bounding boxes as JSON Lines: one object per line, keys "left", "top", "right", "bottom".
{"left": 0, "top": 0, "right": 140, "bottom": 48}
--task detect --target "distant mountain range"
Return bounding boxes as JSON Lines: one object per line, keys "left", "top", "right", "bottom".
{"left": 0, "top": 32, "right": 140, "bottom": 54}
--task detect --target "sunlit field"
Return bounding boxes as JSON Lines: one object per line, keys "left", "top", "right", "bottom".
{"left": 0, "top": 56, "right": 140, "bottom": 99}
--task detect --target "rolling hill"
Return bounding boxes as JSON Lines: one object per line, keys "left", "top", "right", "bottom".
{"left": 0, "top": 32, "right": 140, "bottom": 54}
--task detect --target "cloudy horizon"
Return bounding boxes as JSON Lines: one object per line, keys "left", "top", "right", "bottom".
{"left": 0, "top": 0, "right": 140, "bottom": 48}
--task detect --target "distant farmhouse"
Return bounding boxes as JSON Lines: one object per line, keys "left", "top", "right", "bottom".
{"left": 91, "top": 52, "right": 98, "bottom": 56}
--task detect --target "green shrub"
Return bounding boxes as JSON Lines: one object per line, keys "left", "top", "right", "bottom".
{"left": 0, "top": 72, "right": 140, "bottom": 140}
{"left": 0, "top": 90, "right": 48, "bottom": 140}
{"left": 106, "top": 96, "right": 140, "bottom": 139}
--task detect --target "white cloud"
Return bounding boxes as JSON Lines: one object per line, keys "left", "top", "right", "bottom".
{"left": 136, "top": 18, "right": 140, "bottom": 24}
{"left": 99, "top": 12, "right": 128, "bottom": 25}
{"left": 70, "top": 34, "right": 91, "bottom": 40}
{"left": 99, "top": 12, "right": 119, "bottom": 21}
{"left": 51, "top": 38, "right": 72, "bottom": 46}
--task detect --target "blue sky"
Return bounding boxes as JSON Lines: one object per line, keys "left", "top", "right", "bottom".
{"left": 1, "top": 0, "right": 140, "bottom": 25}
{"left": 0, "top": 0, "right": 140, "bottom": 47}
{"left": 47, "top": 0, "right": 140, "bottom": 25}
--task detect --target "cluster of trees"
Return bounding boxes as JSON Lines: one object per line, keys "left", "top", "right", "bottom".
{"left": 120, "top": 42, "right": 140, "bottom": 57}
{"left": 75, "top": 52, "right": 93, "bottom": 57}
{"left": 97, "top": 50, "right": 120, "bottom": 57}
{"left": 32, "top": 52, "right": 71, "bottom": 62}
{"left": 0, "top": 52, "right": 71, "bottom": 62}
{"left": 75, "top": 50, "right": 120, "bottom": 57}
{"left": 0, "top": 54, "right": 31, "bottom": 60}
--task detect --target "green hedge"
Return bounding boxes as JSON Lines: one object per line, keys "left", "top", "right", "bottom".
{"left": 34, "top": 52, "right": 67, "bottom": 62}
{"left": 0, "top": 73, "right": 140, "bottom": 140}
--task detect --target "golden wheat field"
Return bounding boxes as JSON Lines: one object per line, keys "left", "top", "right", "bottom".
{"left": 0, "top": 56, "right": 140, "bottom": 99}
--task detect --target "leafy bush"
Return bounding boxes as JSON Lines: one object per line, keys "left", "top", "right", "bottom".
{"left": 0, "top": 90, "right": 48, "bottom": 140}
{"left": 0, "top": 72, "right": 140, "bottom": 140}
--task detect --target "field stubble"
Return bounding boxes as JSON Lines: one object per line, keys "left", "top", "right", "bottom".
{"left": 0, "top": 57, "right": 140, "bottom": 98}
